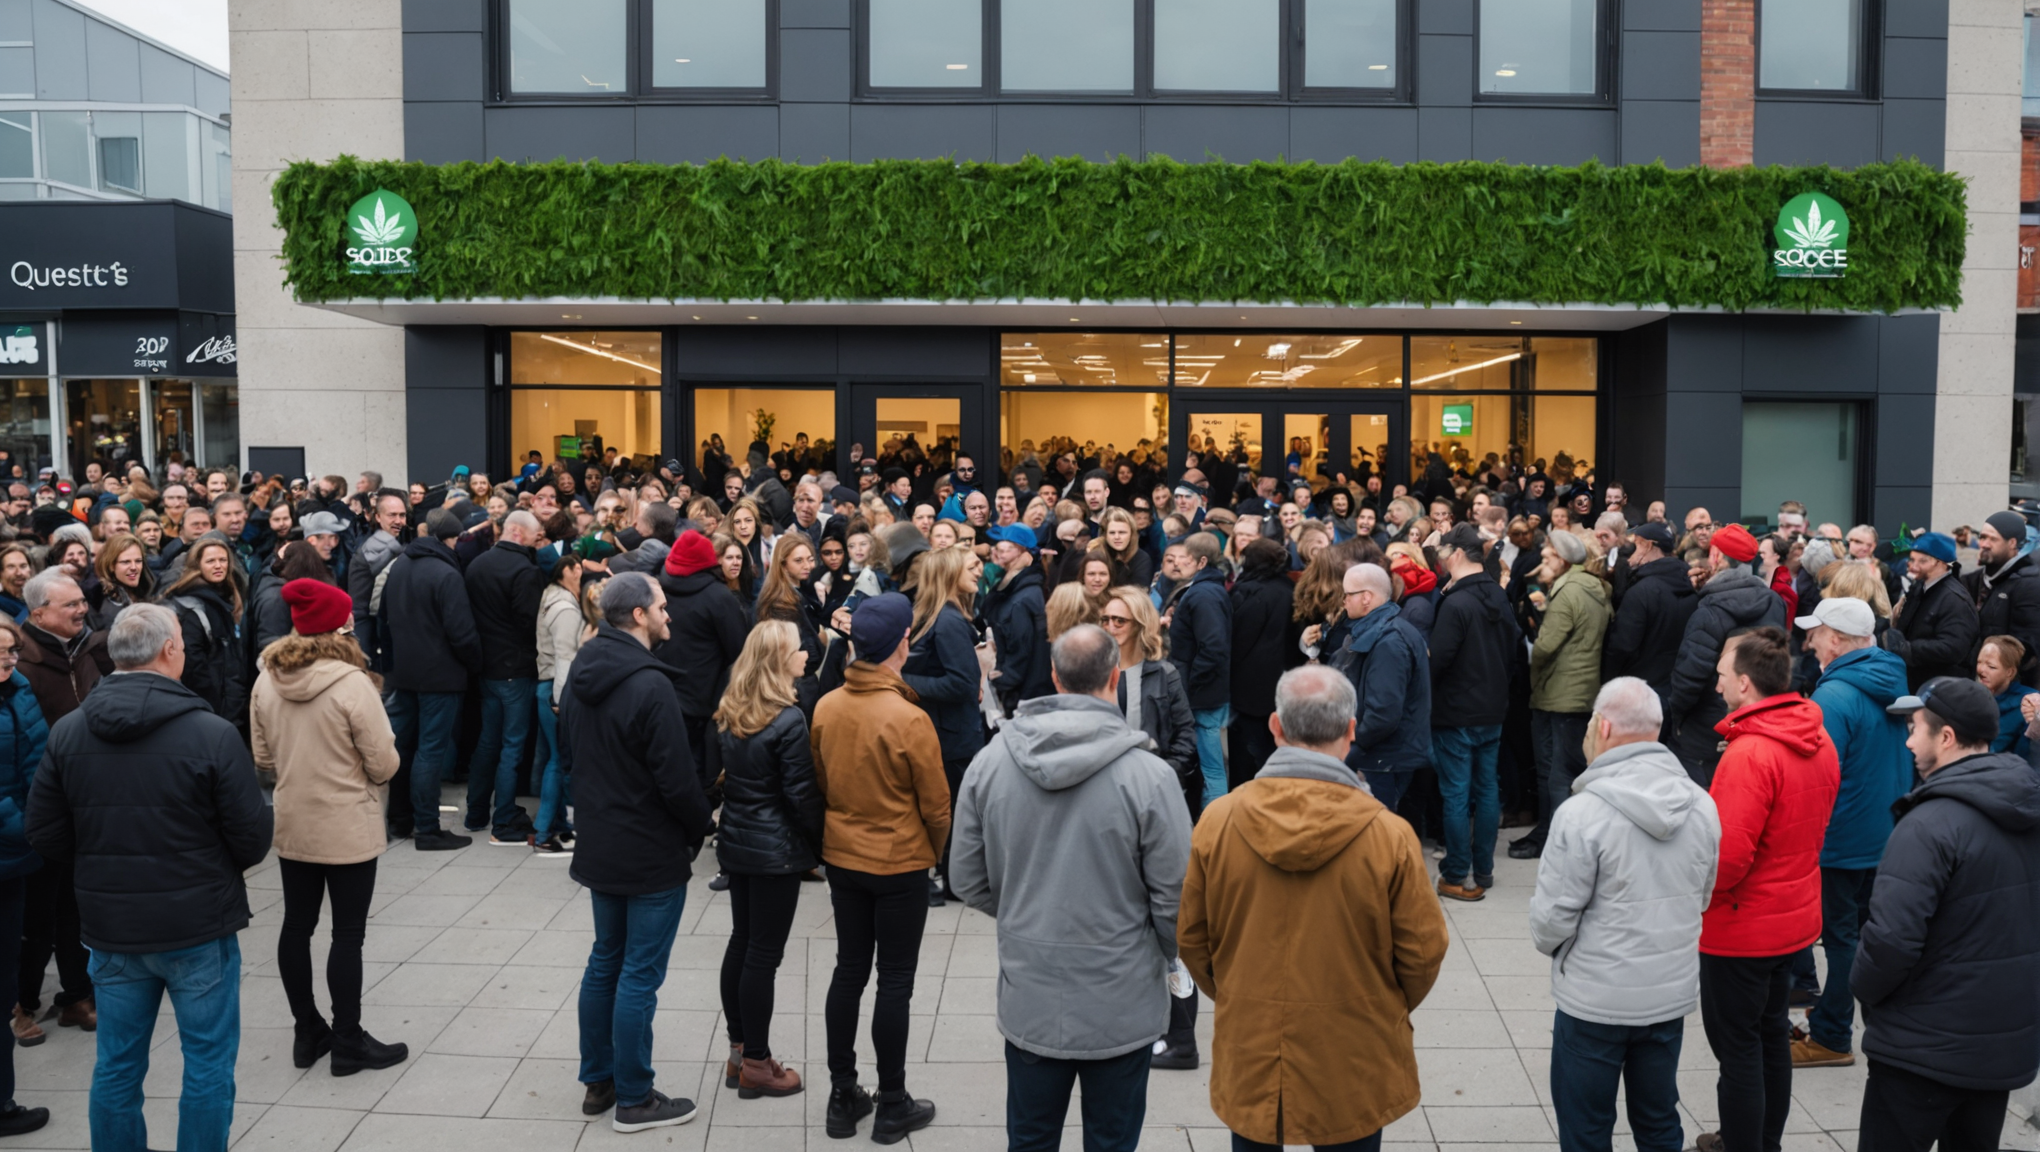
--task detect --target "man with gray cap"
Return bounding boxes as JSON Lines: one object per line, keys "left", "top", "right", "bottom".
{"left": 1964, "top": 510, "right": 2040, "bottom": 686}
{"left": 1511, "top": 525, "right": 1609, "bottom": 859}
{"left": 1883, "top": 532, "right": 1977, "bottom": 691}
{"left": 1852, "top": 677, "right": 2040, "bottom": 1152}
{"left": 381, "top": 506, "right": 484, "bottom": 849}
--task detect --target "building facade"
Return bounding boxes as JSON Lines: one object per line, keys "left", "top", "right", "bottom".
{"left": 234, "top": 0, "right": 2019, "bottom": 533}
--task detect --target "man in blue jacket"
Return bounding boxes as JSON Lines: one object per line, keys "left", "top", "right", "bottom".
{"left": 1166, "top": 533, "right": 1232, "bottom": 806}
{"left": 1791, "top": 597, "right": 1916, "bottom": 1069}
{"left": 1333, "top": 563, "right": 1431, "bottom": 809}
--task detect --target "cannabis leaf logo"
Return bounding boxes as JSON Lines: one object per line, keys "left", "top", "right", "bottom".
{"left": 1783, "top": 199, "right": 1838, "bottom": 249}
{"left": 352, "top": 197, "right": 406, "bottom": 246}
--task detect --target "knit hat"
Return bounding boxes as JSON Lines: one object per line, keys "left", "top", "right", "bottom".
{"left": 1712, "top": 522, "right": 1759, "bottom": 563}
{"left": 281, "top": 578, "right": 351, "bottom": 636}
{"left": 1631, "top": 521, "right": 1675, "bottom": 550}
{"left": 1547, "top": 529, "right": 1586, "bottom": 565}
{"left": 665, "top": 530, "right": 719, "bottom": 577}
{"left": 424, "top": 507, "right": 464, "bottom": 540}
{"left": 1986, "top": 510, "right": 2028, "bottom": 547}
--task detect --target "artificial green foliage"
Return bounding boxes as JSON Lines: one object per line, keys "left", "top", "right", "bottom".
{"left": 272, "top": 155, "right": 1966, "bottom": 312}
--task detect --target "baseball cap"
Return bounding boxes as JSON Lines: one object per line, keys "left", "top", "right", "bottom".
{"left": 1795, "top": 596, "right": 1875, "bottom": 638}
{"left": 849, "top": 592, "right": 913, "bottom": 664}
{"left": 299, "top": 511, "right": 346, "bottom": 537}
{"left": 1439, "top": 523, "right": 1485, "bottom": 556}
{"left": 830, "top": 485, "right": 859, "bottom": 506}
{"left": 1912, "top": 531, "right": 1957, "bottom": 565}
{"left": 1712, "top": 522, "right": 1759, "bottom": 563}
{"left": 986, "top": 523, "right": 1038, "bottom": 552}
{"left": 1631, "top": 521, "right": 1675, "bottom": 549}
{"left": 1887, "top": 676, "right": 1999, "bottom": 747}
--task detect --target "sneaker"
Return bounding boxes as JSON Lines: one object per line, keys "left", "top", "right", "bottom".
{"left": 1149, "top": 1041, "right": 1199, "bottom": 1070}
{"left": 292, "top": 1022, "right": 333, "bottom": 1069}
{"left": 582, "top": 1079, "right": 616, "bottom": 1116}
{"left": 737, "top": 1056, "right": 803, "bottom": 1099}
{"left": 56, "top": 998, "right": 94, "bottom": 1031}
{"left": 331, "top": 1030, "right": 408, "bottom": 1076}
{"left": 1506, "top": 837, "right": 1543, "bottom": 860}
{"left": 1790, "top": 1037, "right": 1855, "bottom": 1068}
{"left": 0, "top": 1104, "right": 48, "bottom": 1137}
{"left": 413, "top": 829, "right": 473, "bottom": 851}
{"left": 825, "top": 1083, "right": 873, "bottom": 1139}
{"left": 530, "top": 834, "right": 572, "bottom": 855}
{"left": 557, "top": 829, "right": 576, "bottom": 846}
{"left": 611, "top": 1090, "right": 697, "bottom": 1133}
{"left": 926, "top": 876, "right": 945, "bottom": 908}
{"left": 9, "top": 1007, "right": 41, "bottom": 1048}
{"left": 707, "top": 872, "right": 731, "bottom": 892}
{"left": 1437, "top": 879, "right": 1487, "bottom": 902}
{"left": 869, "top": 1089, "right": 935, "bottom": 1146}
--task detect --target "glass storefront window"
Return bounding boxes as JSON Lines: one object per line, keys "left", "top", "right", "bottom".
{"left": 65, "top": 379, "right": 142, "bottom": 479}
{"left": 1742, "top": 401, "right": 1857, "bottom": 528}
{"left": 513, "top": 388, "right": 662, "bottom": 465}
{"left": 1479, "top": 0, "right": 1600, "bottom": 96}
{"left": 510, "top": 331, "right": 663, "bottom": 386}
{"left": 868, "top": 0, "right": 982, "bottom": 88}
{"left": 508, "top": 0, "right": 629, "bottom": 95}
{"left": 1182, "top": 412, "right": 1262, "bottom": 475}
{"left": 1306, "top": 0, "right": 1398, "bottom": 89}
{"left": 1002, "top": 332, "right": 1169, "bottom": 388}
{"left": 1410, "top": 392, "right": 1595, "bottom": 479}
{"left": 153, "top": 380, "right": 194, "bottom": 470}
{"left": 1154, "top": 0, "right": 1280, "bottom": 92}
{"left": 0, "top": 380, "right": 49, "bottom": 478}
{"left": 1174, "top": 334, "right": 1403, "bottom": 388}
{"left": 693, "top": 388, "right": 836, "bottom": 471}
{"left": 1002, "top": 391, "right": 1168, "bottom": 481}
{"left": 200, "top": 383, "right": 238, "bottom": 473}
{"left": 652, "top": 0, "right": 767, "bottom": 88}
{"left": 1760, "top": 0, "right": 1860, "bottom": 93}
{"left": 1409, "top": 336, "right": 1596, "bottom": 390}
{"left": 1003, "top": 0, "right": 1135, "bottom": 93}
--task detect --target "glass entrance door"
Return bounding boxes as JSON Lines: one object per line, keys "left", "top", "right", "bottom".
{"left": 849, "top": 383, "right": 985, "bottom": 481}
{"left": 1175, "top": 398, "right": 1402, "bottom": 506}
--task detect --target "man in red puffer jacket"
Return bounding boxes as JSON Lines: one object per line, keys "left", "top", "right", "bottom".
{"left": 1692, "top": 626, "right": 1840, "bottom": 1152}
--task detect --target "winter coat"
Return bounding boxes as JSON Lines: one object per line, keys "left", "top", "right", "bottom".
{"left": 1228, "top": 559, "right": 1298, "bottom": 718}
{"left": 0, "top": 673, "right": 47, "bottom": 881}
{"left": 249, "top": 572, "right": 292, "bottom": 657}
{"left": 1808, "top": 645, "right": 1914, "bottom": 869}
{"left": 1600, "top": 556, "right": 1698, "bottom": 692}
{"left": 168, "top": 584, "right": 248, "bottom": 727}
{"left": 465, "top": 541, "right": 544, "bottom": 681}
{"left": 1116, "top": 659, "right": 1200, "bottom": 816}
{"left": 1994, "top": 684, "right": 2036, "bottom": 759}
{"left": 1528, "top": 741, "right": 1721, "bottom": 1026}
{"left": 1178, "top": 746, "right": 1449, "bottom": 1147}
{"left": 949, "top": 694, "right": 1193, "bottom": 1060}
{"left": 534, "top": 583, "right": 584, "bottom": 704}
{"left": 902, "top": 603, "right": 985, "bottom": 763}
{"left": 810, "top": 661, "right": 951, "bottom": 875}
{"left": 381, "top": 537, "right": 484, "bottom": 695}
{"left": 1663, "top": 568, "right": 1788, "bottom": 776}
{"left": 1966, "top": 549, "right": 2040, "bottom": 686}
{"left": 1334, "top": 604, "right": 1432, "bottom": 775}
{"left": 1168, "top": 567, "right": 1233, "bottom": 711}
{"left": 25, "top": 671, "right": 272, "bottom": 953}
{"left": 1885, "top": 572, "right": 1980, "bottom": 691}
{"left": 1853, "top": 751, "right": 2040, "bottom": 1091}
{"left": 653, "top": 568, "right": 749, "bottom": 717}
{"left": 250, "top": 644, "right": 400, "bottom": 866}
{"left": 1529, "top": 568, "right": 1609, "bottom": 714}
{"left": 979, "top": 563, "right": 1051, "bottom": 707}
{"left": 1428, "top": 571, "right": 1519, "bottom": 728}
{"left": 1700, "top": 694, "right": 1840, "bottom": 957}
{"left": 558, "top": 625, "right": 716, "bottom": 897}
{"left": 17, "top": 624, "right": 111, "bottom": 724}
{"left": 88, "top": 572, "right": 154, "bottom": 634}
{"left": 715, "top": 706, "right": 825, "bottom": 876}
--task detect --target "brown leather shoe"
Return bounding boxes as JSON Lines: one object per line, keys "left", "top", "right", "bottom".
{"left": 9, "top": 1006, "right": 41, "bottom": 1047}
{"left": 737, "top": 1056, "right": 803, "bottom": 1099}
{"left": 1437, "top": 879, "right": 1487, "bottom": 902}
{"left": 1790, "top": 1036, "right": 1855, "bottom": 1067}
{"left": 56, "top": 998, "right": 95, "bottom": 1032}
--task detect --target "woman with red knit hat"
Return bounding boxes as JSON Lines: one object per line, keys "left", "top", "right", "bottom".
{"left": 249, "top": 579, "right": 409, "bottom": 1077}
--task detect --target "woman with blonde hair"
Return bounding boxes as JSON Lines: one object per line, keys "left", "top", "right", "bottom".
{"left": 1045, "top": 581, "right": 1097, "bottom": 640}
{"left": 713, "top": 620, "right": 823, "bottom": 1100}
{"left": 755, "top": 534, "right": 822, "bottom": 715}
{"left": 1089, "top": 506, "right": 1153, "bottom": 586}
{"left": 250, "top": 583, "right": 407, "bottom": 1076}
{"left": 902, "top": 545, "right": 984, "bottom": 905}
{"left": 88, "top": 532, "right": 153, "bottom": 631}
{"left": 1821, "top": 560, "right": 1892, "bottom": 621}
{"left": 685, "top": 496, "right": 723, "bottom": 538}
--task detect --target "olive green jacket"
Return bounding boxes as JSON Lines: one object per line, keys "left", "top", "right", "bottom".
{"left": 1531, "top": 567, "right": 1611, "bottom": 714}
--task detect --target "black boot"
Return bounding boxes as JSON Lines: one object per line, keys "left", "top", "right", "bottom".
{"left": 330, "top": 1029, "right": 408, "bottom": 1077}
{"left": 869, "top": 1088, "right": 935, "bottom": 1145}
{"left": 824, "top": 1082, "right": 873, "bottom": 1140}
{"left": 292, "top": 1021, "right": 333, "bottom": 1069}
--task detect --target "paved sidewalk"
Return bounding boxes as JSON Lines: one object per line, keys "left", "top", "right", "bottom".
{"left": 7, "top": 793, "right": 2038, "bottom": 1151}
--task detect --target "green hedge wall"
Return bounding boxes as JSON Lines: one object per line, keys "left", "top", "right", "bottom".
{"left": 272, "top": 155, "right": 1967, "bottom": 313}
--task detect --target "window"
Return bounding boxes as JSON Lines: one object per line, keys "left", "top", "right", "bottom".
{"left": 1409, "top": 336, "right": 1595, "bottom": 390}
{"left": 0, "top": 380, "right": 48, "bottom": 475}
{"left": 867, "top": 0, "right": 983, "bottom": 89}
{"left": 0, "top": 47, "right": 31, "bottom": 99}
{"left": 2028, "top": 14, "right": 2040, "bottom": 118}
{"left": 153, "top": 380, "right": 193, "bottom": 468}
{"left": 1174, "top": 334, "right": 1404, "bottom": 388}
{"left": 1304, "top": 0, "right": 1399, "bottom": 90}
{"left": 507, "top": 0, "right": 630, "bottom": 95}
{"left": 66, "top": 380, "right": 142, "bottom": 480}
{"left": 508, "top": 331, "right": 663, "bottom": 463}
{"left": 1742, "top": 401, "right": 1859, "bottom": 527}
{"left": 1477, "top": 0, "right": 1605, "bottom": 98}
{"left": 94, "top": 111, "right": 142, "bottom": 194}
{"left": 144, "top": 113, "right": 193, "bottom": 203}
{"left": 1760, "top": 0, "right": 1866, "bottom": 95}
{"left": 1154, "top": 0, "right": 1281, "bottom": 92}
{"left": 1002, "top": 0, "right": 1134, "bottom": 94}
{"left": 0, "top": 113, "right": 30, "bottom": 180}
{"left": 651, "top": 0, "right": 767, "bottom": 89}
{"left": 693, "top": 388, "right": 835, "bottom": 466}
{"left": 1002, "top": 392, "right": 1167, "bottom": 483}
{"left": 200, "top": 383, "right": 238, "bottom": 472}
{"left": 1002, "top": 333, "right": 1169, "bottom": 387}
{"left": 40, "top": 111, "right": 86, "bottom": 188}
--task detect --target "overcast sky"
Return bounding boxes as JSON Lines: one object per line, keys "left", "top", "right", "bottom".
{"left": 71, "top": 0, "right": 229, "bottom": 72}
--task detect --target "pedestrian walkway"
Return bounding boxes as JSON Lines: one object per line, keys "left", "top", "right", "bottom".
{"left": 6, "top": 793, "right": 2037, "bottom": 1151}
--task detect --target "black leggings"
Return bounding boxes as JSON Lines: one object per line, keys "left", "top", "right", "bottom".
{"left": 18, "top": 856, "right": 89, "bottom": 1011}
{"left": 720, "top": 871, "right": 803, "bottom": 1060}
{"left": 277, "top": 857, "right": 378, "bottom": 1037}
{"left": 824, "top": 865, "right": 928, "bottom": 1093}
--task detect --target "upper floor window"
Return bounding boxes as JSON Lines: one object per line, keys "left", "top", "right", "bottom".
{"left": 499, "top": 0, "right": 774, "bottom": 98}
{"left": 1002, "top": 0, "right": 1135, "bottom": 94}
{"left": 1154, "top": 0, "right": 1282, "bottom": 93}
{"left": 652, "top": 0, "right": 769, "bottom": 88}
{"left": 867, "top": 0, "right": 983, "bottom": 90}
{"left": 2026, "top": 13, "right": 2040, "bottom": 118}
{"left": 1304, "top": 0, "right": 1400, "bottom": 90}
{"left": 508, "top": 0, "right": 631, "bottom": 94}
{"left": 1759, "top": 0, "right": 1871, "bottom": 96}
{"left": 1476, "top": 0, "right": 1609, "bottom": 101}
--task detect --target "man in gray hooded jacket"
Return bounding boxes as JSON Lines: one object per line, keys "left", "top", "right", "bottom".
{"left": 1529, "top": 676, "right": 1721, "bottom": 1152}
{"left": 949, "top": 624, "right": 1193, "bottom": 1152}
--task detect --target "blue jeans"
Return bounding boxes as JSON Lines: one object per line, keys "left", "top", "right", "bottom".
{"left": 1432, "top": 724, "right": 1502, "bottom": 885}
{"left": 1360, "top": 768, "right": 1414, "bottom": 811}
{"left": 1005, "top": 1040, "right": 1150, "bottom": 1152}
{"left": 467, "top": 677, "right": 535, "bottom": 834}
{"left": 387, "top": 690, "right": 462, "bottom": 834}
{"left": 1193, "top": 705, "right": 1229, "bottom": 807}
{"left": 1550, "top": 1009, "right": 1684, "bottom": 1152}
{"left": 532, "top": 680, "right": 572, "bottom": 838}
{"left": 1808, "top": 865, "right": 1877, "bottom": 1053}
{"left": 90, "top": 936, "right": 242, "bottom": 1152}
{"left": 580, "top": 886, "right": 687, "bottom": 1107}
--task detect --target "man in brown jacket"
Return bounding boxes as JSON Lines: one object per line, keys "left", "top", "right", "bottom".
{"left": 809, "top": 593, "right": 948, "bottom": 1144}
{"left": 1179, "top": 664, "right": 1449, "bottom": 1151}
{"left": 18, "top": 569, "right": 111, "bottom": 723}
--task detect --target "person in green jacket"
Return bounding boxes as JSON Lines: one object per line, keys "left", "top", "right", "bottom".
{"left": 1512, "top": 529, "right": 1612, "bottom": 859}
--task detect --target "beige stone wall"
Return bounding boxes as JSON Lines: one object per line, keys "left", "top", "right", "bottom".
{"left": 228, "top": 0, "right": 406, "bottom": 484}
{"left": 1932, "top": 0, "right": 2024, "bottom": 530}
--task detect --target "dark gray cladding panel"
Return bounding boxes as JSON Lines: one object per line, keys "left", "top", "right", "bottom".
{"left": 1417, "top": 105, "right": 1471, "bottom": 161}
{"left": 1418, "top": 0, "right": 1473, "bottom": 35}
{"left": 1884, "top": 37, "right": 1949, "bottom": 101}
{"left": 408, "top": 388, "right": 490, "bottom": 482}
{"left": 1753, "top": 100, "right": 1879, "bottom": 169}
{"left": 781, "top": 102, "right": 850, "bottom": 162}
{"left": 851, "top": 104, "right": 995, "bottom": 162}
{"left": 1142, "top": 105, "right": 1289, "bottom": 163}
{"left": 404, "top": 32, "right": 486, "bottom": 102}
{"left": 1875, "top": 394, "right": 1934, "bottom": 480}
{"left": 1289, "top": 106, "right": 1419, "bottom": 164}
{"left": 1624, "top": 0, "right": 1701, "bottom": 31}
{"left": 403, "top": 0, "right": 487, "bottom": 33}
{"left": 1739, "top": 315, "right": 1881, "bottom": 393}
{"left": 673, "top": 327, "right": 838, "bottom": 378}
{"left": 1884, "top": 0, "right": 1948, "bottom": 39}
{"left": 483, "top": 106, "right": 638, "bottom": 163}
{"left": 1416, "top": 34, "right": 1473, "bottom": 107}
{"left": 1470, "top": 108, "right": 1616, "bottom": 165}
{"left": 1881, "top": 98, "right": 1945, "bottom": 167}
{"left": 1665, "top": 316, "right": 1743, "bottom": 393}
{"left": 1874, "top": 486, "right": 1931, "bottom": 535}
{"left": 838, "top": 327, "right": 991, "bottom": 378}
{"left": 1622, "top": 31, "right": 1700, "bottom": 101}
{"left": 405, "top": 101, "right": 487, "bottom": 164}
{"left": 636, "top": 105, "right": 781, "bottom": 164}
{"left": 781, "top": 28, "right": 852, "bottom": 102}
{"left": 1620, "top": 100, "right": 1700, "bottom": 168}
{"left": 1878, "top": 315, "right": 1941, "bottom": 394}
{"left": 405, "top": 326, "right": 487, "bottom": 390}
{"left": 780, "top": 0, "right": 851, "bottom": 27}
{"left": 996, "top": 104, "right": 1141, "bottom": 164}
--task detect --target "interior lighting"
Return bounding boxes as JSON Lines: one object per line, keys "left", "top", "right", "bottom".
{"left": 1510, "top": 320, "right": 1524, "bottom": 325}
{"left": 1265, "top": 342, "right": 1292, "bottom": 358}
{"left": 946, "top": 64, "right": 969, "bottom": 70}
{"left": 538, "top": 334, "right": 662, "bottom": 376}
{"left": 1023, "top": 373, "right": 1037, "bottom": 382}
{"left": 674, "top": 58, "right": 691, "bottom": 63}
{"left": 1495, "top": 69, "right": 1517, "bottom": 77}
{"left": 1368, "top": 64, "right": 1388, "bottom": 70}
{"left": 1410, "top": 351, "right": 1521, "bottom": 387}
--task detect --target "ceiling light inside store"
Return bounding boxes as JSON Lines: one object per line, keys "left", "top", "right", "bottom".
{"left": 947, "top": 64, "right": 969, "bottom": 69}
{"left": 561, "top": 313, "right": 581, "bottom": 319}
{"left": 1265, "top": 342, "right": 1292, "bottom": 358}
{"left": 539, "top": 334, "right": 662, "bottom": 376}
{"left": 674, "top": 58, "right": 690, "bottom": 63}
{"left": 1495, "top": 69, "right": 1517, "bottom": 76}
{"left": 1023, "top": 374, "right": 1037, "bottom": 382}
{"left": 1510, "top": 320, "right": 1523, "bottom": 325}
{"left": 746, "top": 316, "right": 758, "bottom": 320}
{"left": 1369, "top": 64, "right": 1388, "bottom": 70}
{"left": 1410, "top": 351, "right": 1520, "bottom": 387}
{"left": 1142, "top": 342, "right": 1165, "bottom": 348}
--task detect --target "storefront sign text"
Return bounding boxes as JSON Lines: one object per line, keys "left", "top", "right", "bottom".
{"left": 1773, "top": 192, "right": 1849, "bottom": 279}
{"left": 0, "top": 325, "right": 37, "bottom": 366}
{"left": 345, "top": 189, "right": 417, "bottom": 276}
{"left": 186, "top": 334, "right": 236, "bottom": 365}
{"left": 10, "top": 261, "right": 128, "bottom": 290}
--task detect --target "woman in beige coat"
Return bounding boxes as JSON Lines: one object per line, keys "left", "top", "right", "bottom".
{"left": 249, "top": 578, "right": 407, "bottom": 1078}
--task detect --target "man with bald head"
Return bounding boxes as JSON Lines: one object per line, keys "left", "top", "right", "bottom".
{"left": 1332, "top": 562, "right": 1432, "bottom": 809}
{"left": 463, "top": 509, "right": 546, "bottom": 843}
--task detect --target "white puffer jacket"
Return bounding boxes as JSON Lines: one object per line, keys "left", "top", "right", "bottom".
{"left": 1528, "top": 740, "right": 1722, "bottom": 1026}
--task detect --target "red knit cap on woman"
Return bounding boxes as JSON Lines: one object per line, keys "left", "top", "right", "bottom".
{"left": 282, "top": 578, "right": 352, "bottom": 636}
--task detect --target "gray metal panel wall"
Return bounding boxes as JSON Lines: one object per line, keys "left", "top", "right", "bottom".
{"left": 31, "top": 0, "right": 84, "bottom": 101}
{"left": 406, "top": 327, "right": 490, "bottom": 483}
{"left": 82, "top": 14, "right": 138, "bottom": 102}
{"left": 138, "top": 44, "right": 196, "bottom": 107}
{"left": 997, "top": 105, "right": 1142, "bottom": 163}
{"left": 484, "top": 106, "right": 637, "bottom": 163}
{"left": 636, "top": 105, "right": 780, "bottom": 163}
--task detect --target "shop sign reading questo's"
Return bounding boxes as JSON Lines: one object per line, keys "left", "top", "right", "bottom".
{"left": 345, "top": 189, "right": 417, "bottom": 276}
{"left": 1774, "top": 192, "right": 1849, "bottom": 279}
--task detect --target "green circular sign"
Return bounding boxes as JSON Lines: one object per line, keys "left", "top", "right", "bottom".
{"left": 1773, "top": 191, "right": 1849, "bottom": 279}
{"left": 344, "top": 188, "right": 418, "bottom": 275}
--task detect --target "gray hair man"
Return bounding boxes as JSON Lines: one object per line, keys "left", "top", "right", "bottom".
{"left": 949, "top": 624, "right": 1193, "bottom": 1152}
{"left": 1528, "top": 677, "right": 1719, "bottom": 1152}
{"left": 20, "top": 569, "right": 112, "bottom": 722}
{"left": 461, "top": 508, "right": 548, "bottom": 844}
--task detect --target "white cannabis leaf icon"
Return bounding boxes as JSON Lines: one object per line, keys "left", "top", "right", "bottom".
{"left": 1784, "top": 200, "right": 1838, "bottom": 249}
{"left": 353, "top": 197, "right": 406, "bottom": 245}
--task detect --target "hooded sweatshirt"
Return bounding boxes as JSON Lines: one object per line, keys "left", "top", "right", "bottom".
{"left": 1529, "top": 741, "right": 1721, "bottom": 1025}
{"left": 949, "top": 694, "right": 1192, "bottom": 1060}
{"left": 1700, "top": 693, "right": 1839, "bottom": 956}
{"left": 1807, "top": 644, "right": 1913, "bottom": 869}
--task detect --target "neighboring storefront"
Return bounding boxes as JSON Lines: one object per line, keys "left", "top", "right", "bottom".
{"left": 0, "top": 199, "right": 236, "bottom": 479}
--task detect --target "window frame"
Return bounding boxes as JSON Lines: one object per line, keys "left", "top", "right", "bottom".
{"left": 1290, "top": 0, "right": 1414, "bottom": 103}
{"left": 1470, "top": 0, "right": 1617, "bottom": 106}
{"left": 490, "top": 0, "right": 778, "bottom": 104}
{"left": 1753, "top": 0, "right": 1879, "bottom": 101}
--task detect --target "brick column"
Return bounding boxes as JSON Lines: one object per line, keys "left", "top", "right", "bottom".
{"left": 1700, "top": 0, "right": 1755, "bottom": 168}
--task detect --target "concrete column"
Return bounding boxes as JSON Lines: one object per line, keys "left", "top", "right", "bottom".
{"left": 1931, "top": 0, "right": 2022, "bottom": 531}
{"left": 228, "top": 0, "right": 406, "bottom": 484}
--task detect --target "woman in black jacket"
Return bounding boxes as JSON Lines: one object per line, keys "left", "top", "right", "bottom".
{"left": 160, "top": 539, "right": 250, "bottom": 731}
{"left": 714, "top": 619, "right": 824, "bottom": 1102}
{"left": 753, "top": 536, "right": 822, "bottom": 717}
{"left": 1227, "top": 537, "right": 1300, "bottom": 789}
{"left": 1100, "top": 586, "right": 1199, "bottom": 815}
{"left": 901, "top": 544, "right": 985, "bottom": 906}
{"left": 88, "top": 532, "right": 155, "bottom": 632}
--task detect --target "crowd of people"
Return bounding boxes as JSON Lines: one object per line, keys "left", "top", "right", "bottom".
{"left": 0, "top": 431, "right": 2026, "bottom": 1152}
